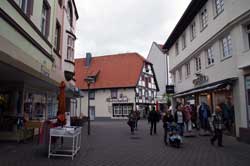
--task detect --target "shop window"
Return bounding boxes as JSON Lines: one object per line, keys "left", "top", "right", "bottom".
{"left": 47, "top": 96, "right": 58, "bottom": 119}
{"left": 111, "top": 89, "right": 117, "bottom": 99}
{"left": 190, "top": 21, "right": 196, "bottom": 41}
{"left": 113, "top": 104, "right": 132, "bottom": 117}
{"left": 200, "top": 8, "right": 208, "bottom": 30}
{"left": 206, "top": 47, "right": 215, "bottom": 66}
{"left": 215, "top": 0, "right": 224, "bottom": 16}
{"left": 221, "top": 34, "right": 232, "bottom": 59}
{"left": 89, "top": 91, "right": 95, "bottom": 100}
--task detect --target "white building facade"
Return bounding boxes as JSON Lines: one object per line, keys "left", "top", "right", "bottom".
{"left": 163, "top": 0, "right": 250, "bottom": 142}
{"left": 75, "top": 53, "right": 159, "bottom": 120}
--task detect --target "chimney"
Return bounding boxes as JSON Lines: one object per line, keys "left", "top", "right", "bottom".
{"left": 85, "top": 52, "right": 92, "bottom": 67}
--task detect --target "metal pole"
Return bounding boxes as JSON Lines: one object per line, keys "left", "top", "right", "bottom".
{"left": 87, "top": 83, "right": 90, "bottom": 135}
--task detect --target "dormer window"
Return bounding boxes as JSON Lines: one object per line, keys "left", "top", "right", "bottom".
{"left": 67, "top": 1, "right": 73, "bottom": 27}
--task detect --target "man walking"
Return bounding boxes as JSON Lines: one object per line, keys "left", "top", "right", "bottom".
{"left": 148, "top": 107, "right": 159, "bottom": 135}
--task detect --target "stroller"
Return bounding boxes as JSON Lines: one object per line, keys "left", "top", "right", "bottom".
{"left": 168, "top": 123, "right": 183, "bottom": 148}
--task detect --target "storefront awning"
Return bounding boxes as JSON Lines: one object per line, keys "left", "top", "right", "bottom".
{"left": 173, "top": 78, "right": 237, "bottom": 98}
{"left": 238, "top": 64, "right": 250, "bottom": 69}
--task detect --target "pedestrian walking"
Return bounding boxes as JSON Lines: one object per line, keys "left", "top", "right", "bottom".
{"left": 148, "top": 106, "right": 160, "bottom": 135}
{"left": 162, "top": 109, "right": 174, "bottom": 145}
{"left": 127, "top": 111, "right": 137, "bottom": 134}
{"left": 198, "top": 102, "right": 211, "bottom": 134}
{"left": 134, "top": 110, "right": 140, "bottom": 130}
{"left": 184, "top": 103, "right": 192, "bottom": 133}
{"left": 210, "top": 106, "right": 224, "bottom": 147}
{"left": 174, "top": 103, "right": 185, "bottom": 136}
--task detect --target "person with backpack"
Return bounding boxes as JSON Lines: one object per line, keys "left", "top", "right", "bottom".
{"left": 210, "top": 105, "right": 224, "bottom": 147}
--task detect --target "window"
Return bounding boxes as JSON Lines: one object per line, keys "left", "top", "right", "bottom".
{"left": 40, "top": 1, "right": 50, "bottom": 37}
{"left": 178, "top": 69, "right": 182, "bottom": 82}
{"left": 145, "top": 90, "right": 148, "bottom": 98}
{"left": 54, "top": 21, "right": 61, "bottom": 52}
{"left": 175, "top": 41, "right": 179, "bottom": 55}
{"left": 17, "top": 0, "right": 28, "bottom": 14}
{"left": 200, "top": 8, "right": 208, "bottom": 30}
{"left": 195, "top": 56, "right": 201, "bottom": 71}
{"left": 139, "top": 88, "right": 142, "bottom": 97}
{"left": 181, "top": 34, "right": 186, "bottom": 49}
{"left": 185, "top": 63, "right": 191, "bottom": 77}
{"left": 67, "top": 36, "right": 75, "bottom": 61}
{"left": 190, "top": 22, "right": 196, "bottom": 40}
{"left": 67, "top": 1, "right": 73, "bottom": 26}
{"left": 113, "top": 104, "right": 132, "bottom": 117}
{"left": 246, "top": 24, "right": 250, "bottom": 49}
{"left": 206, "top": 47, "right": 215, "bottom": 66}
{"left": 215, "top": 0, "right": 224, "bottom": 15}
{"left": 111, "top": 89, "right": 117, "bottom": 99}
{"left": 221, "top": 35, "right": 233, "bottom": 58}
{"left": 89, "top": 91, "right": 95, "bottom": 100}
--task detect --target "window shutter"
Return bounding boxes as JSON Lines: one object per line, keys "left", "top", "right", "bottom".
{"left": 45, "top": 7, "right": 51, "bottom": 38}
{"left": 27, "top": 0, "right": 34, "bottom": 18}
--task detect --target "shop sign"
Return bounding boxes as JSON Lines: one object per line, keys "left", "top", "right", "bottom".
{"left": 106, "top": 96, "right": 129, "bottom": 103}
{"left": 193, "top": 74, "right": 208, "bottom": 87}
{"left": 166, "top": 85, "right": 175, "bottom": 94}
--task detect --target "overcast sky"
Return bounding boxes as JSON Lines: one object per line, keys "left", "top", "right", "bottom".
{"left": 75, "top": 0, "right": 191, "bottom": 58}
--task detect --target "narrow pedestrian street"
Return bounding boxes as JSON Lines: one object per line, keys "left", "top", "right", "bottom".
{"left": 0, "top": 120, "right": 250, "bottom": 166}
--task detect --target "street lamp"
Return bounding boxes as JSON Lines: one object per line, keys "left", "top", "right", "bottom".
{"left": 84, "top": 76, "right": 96, "bottom": 135}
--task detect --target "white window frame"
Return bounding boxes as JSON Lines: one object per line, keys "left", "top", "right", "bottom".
{"left": 181, "top": 33, "right": 186, "bottom": 49}
{"left": 221, "top": 34, "right": 233, "bottom": 59}
{"left": 185, "top": 62, "right": 191, "bottom": 77}
{"left": 206, "top": 47, "right": 215, "bottom": 66}
{"left": 190, "top": 21, "right": 196, "bottom": 41}
{"left": 41, "top": 4, "right": 47, "bottom": 36}
{"left": 67, "top": 36, "right": 75, "bottom": 62}
{"left": 200, "top": 8, "right": 208, "bottom": 30}
{"left": 175, "top": 41, "right": 179, "bottom": 55}
{"left": 195, "top": 56, "right": 202, "bottom": 72}
{"left": 246, "top": 24, "right": 250, "bottom": 50}
{"left": 17, "top": 0, "right": 28, "bottom": 14}
{"left": 178, "top": 68, "right": 182, "bottom": 82}
{"left": 215, "top": 0, "right": 224, "bottom": 16}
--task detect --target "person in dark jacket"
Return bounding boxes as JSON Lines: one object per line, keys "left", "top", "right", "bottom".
{"left": 211, "top": 105, "right": 224, "bottom": 147}
{"left": 174, "top": 103, "right": 185, "bottom": 136}
{"left": 128, "top": 111, "right": 137, "bottom": 134}
{"left": 162, "top": 109, "right": 174, "bottom": 145}
{"left": 148, "top": 106, "right": 159, "bottom": 135}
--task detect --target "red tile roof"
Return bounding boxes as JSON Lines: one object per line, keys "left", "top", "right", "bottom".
{"left": 75, "top": 52, "right": 147, "bottom": 90}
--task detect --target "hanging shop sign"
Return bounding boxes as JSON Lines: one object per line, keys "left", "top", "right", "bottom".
{"left": 193, "top": 74, "right": 208, "bottom": 87}
{"left": 166, "top": 85, "right": 175, "bottom": 94}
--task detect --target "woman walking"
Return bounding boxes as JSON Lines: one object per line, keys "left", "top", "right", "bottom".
{"left": 128, "top": 111, "right": 137, "bottom": 134}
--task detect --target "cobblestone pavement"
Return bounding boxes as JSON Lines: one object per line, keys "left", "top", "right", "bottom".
{"left": 0, "top": 120, "right": 250, "bottom": 166}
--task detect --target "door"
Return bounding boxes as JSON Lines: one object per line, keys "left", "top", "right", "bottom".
{"left": 245, "top": 76, "right": 250, "bottom": 127}
{"left": 90, "top": 106, "right": 95, "bottom": 121}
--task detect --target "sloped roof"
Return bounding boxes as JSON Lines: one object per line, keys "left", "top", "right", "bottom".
{"left": 75, "top": 52, "right": 147, "bottom": 90}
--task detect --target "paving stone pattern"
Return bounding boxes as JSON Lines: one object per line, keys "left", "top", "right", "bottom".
{"left": 0, "top": 120, "right": 250, "bottom": 166}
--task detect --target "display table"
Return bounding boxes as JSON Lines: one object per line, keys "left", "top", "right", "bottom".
{"left": 48, "top": 126, "right": 82, "bottom": 160}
